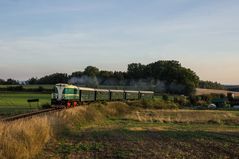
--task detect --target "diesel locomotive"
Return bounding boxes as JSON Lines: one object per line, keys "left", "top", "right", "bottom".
{"left": 51, "top": 83, "right": 154, "bottom": 107}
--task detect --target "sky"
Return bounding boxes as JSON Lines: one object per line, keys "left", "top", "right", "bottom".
{"left": 0, "top": 0, "right": 239, "bottom": 84}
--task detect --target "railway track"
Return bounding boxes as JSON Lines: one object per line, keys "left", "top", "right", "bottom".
{"left": 1, "top": 108, "right": 62, "bottom": 122}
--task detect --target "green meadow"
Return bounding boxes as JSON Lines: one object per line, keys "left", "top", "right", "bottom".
{"left": 0, "top": 92, "right": 51, "bottom": 117}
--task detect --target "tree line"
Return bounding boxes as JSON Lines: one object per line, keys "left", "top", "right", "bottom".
{"left": 199, "top": 81, "right": 225, "bottom": 90}
{"left": 0, "top": 78, "right": 18, "bottom": 85}
{"left": 0, "top": 60, "right": 225, "bottom": 95}
{"left": 27, "top": 60, "right": 200, "bottom": 95}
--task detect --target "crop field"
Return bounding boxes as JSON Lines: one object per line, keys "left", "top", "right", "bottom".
{"left": 0, "top": 92, "right": 51, "bottom": 117}
{"left": 47, "top": 121, "right": 239, "bottom": 159}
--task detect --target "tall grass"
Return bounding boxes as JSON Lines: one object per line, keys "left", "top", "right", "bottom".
{"left": 49, "top": 102, "right": 131, "bottom": 134}
{"left": 0, "top": 117, "right": 51, "bottom": 159}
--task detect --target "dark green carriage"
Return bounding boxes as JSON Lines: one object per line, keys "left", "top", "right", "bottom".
{"left": 95, "top": 89, "right": 110, "bottom": 101}
{"left": 140, "top": 91, "right": 154, "bottom": 99}
{"left": 125, "top": 90, "right": 139, "bottom": 100}
{"left": 110, "top": 90, "right": 125, "bottom": 100}
{"left": 79, "top": 87, "right": 95, "bottom": 102}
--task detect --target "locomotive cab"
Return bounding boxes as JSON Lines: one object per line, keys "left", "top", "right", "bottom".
{"left": 51, "top": 84, "right": 71, "bottom": 106}
{"left": 51, "top": 84, "right": 79, "bottom": 106}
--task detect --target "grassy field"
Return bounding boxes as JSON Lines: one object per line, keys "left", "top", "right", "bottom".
{"left": 0, "top": 102, "right": 239, "bottom": 158}
{"left": 0, "top": 92, "right": 51, "bottom": 117}
{"left": 38, "top": 103, "right": 239, "bottom": 159}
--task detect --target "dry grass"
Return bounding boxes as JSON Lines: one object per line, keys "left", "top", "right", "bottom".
{"left": 0, "top": 107, "right": 94, "bottom": 159}
{"left": 0, "top": 117, "right": 51, "bottom": 159}
{"left": 49, "top": 102, "right": 131, "bottom": 134}
{"left": 126, "top": 109, "right": 238, "bottom": 124}
{"left": 104, "top": 102, "right": 131, "bottom": 117}
{"left": 48, "top": 105, "right": 106, "bottom": 135}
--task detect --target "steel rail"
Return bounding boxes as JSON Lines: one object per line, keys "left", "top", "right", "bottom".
{"left": 1, "top": 108, "right": 61, "bottom": 122}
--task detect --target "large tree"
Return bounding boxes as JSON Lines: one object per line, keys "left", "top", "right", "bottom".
{"left": 84, "top": 66, "right": 99, "bottom": 77}
{"left": 127, "top": 63, "right": 146, "bottom": 79}
{"left": 5, "top": 78, "right": 19, "bottom": 85}
{"left": 127, "top": 60, "right": 199, "bottom": 95}
{"left": 27, "top": 77, "right": 38, "bottom": 84}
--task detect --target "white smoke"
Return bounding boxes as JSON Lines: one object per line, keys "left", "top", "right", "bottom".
{"left": 68, "top": 75, "right": 99, "bottom": 87}
{"left": 68, "top": 76, "right": 186, "bottom": 93}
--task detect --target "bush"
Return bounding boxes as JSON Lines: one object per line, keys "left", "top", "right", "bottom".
{"left": 195, "top": 100, "right": 209, "bottom": 106}
{"left": 174, "top": 96, "right": 190, "bottom": 106}
{"left": 162, "top": 94, "right": 169, "bottom": 101}
{"left": 38, "top": 86, "right": 44, "bottom": 92}
{"left": 41, "top": 103, "right": 51, "bottom": 109}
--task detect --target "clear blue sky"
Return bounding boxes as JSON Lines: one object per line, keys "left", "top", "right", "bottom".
{"left": 0, "top": 0, "right": 238, "bottom": 84}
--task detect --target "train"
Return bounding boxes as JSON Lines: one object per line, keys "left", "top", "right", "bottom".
{"left": 51, "top": 83, "right": 154, "bottom": 107}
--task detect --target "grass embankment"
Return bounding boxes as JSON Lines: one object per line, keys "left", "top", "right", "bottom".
{"left": 1, "top": 101, "right": 239, "bottom": 159}
{"left": 0, "top": 92, "right": 51, "bottom": 117}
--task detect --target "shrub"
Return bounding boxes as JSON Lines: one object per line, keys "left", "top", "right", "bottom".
{"left": 41, "top": 103, "right": 51, "bottom": 109}
{"left": 162, "top": 94, "right": 169, "bottom": 101}
{"left": 38, "top": 86, "right": 44, "bottom": 92}
{"left": 174, "top": 96, "right": 189, "bottom": 106}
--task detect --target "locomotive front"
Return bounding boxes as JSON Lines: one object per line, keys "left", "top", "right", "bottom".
{"left": 51, "top": 84, "right": 79, "bottom": 107}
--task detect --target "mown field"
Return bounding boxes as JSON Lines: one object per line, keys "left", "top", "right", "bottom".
{"left": 0, "top": 92, "right": 51, "bottom": 117}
